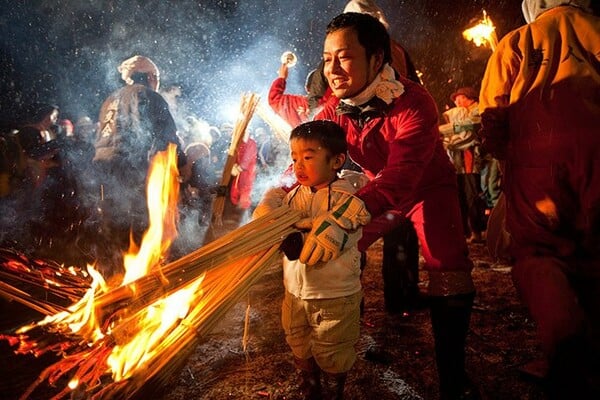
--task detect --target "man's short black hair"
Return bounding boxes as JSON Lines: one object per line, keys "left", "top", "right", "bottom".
{"left": 325, "top": 12, "right": 392, "bottom": 67}
{"left": 290, "top": 120, "right": 347, "bottom": 157}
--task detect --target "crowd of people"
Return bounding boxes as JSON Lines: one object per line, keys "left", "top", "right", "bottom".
{"left": 0, "top": 0, "right": 598, "bottom": 399}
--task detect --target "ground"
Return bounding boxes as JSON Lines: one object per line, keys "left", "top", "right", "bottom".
{"left": 160, "top": 240, "right": 546, "bottom": 400}
{"left": 0, "top": 240, "right": 547, "bottom": 400}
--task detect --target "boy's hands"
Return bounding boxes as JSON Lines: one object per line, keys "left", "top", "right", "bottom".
{"left": 299, "top": 196, "right": 370, "bottom": 266}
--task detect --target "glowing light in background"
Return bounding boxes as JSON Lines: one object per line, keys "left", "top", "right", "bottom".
{"left": 462, "top": 10, "right": 498, "bottom": 51}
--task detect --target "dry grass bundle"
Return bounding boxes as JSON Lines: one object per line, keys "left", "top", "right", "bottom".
{"left": 255, "top": 101, "right": 291, "bottom": 143}
{"left": 211, "top": 93, "right": 260, "bottom": 227}
{"left": 6, "top": 207, "right": 301, "bottom": 400}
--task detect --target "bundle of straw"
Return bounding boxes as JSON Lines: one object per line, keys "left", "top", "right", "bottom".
{"left": 8, "top": 208, "right": 301, "bottom": 400}
{"left": 211, "top": 92, "right": 260, "bottom": 228}
{"left": 255, "top": 102, "right": 292, "bottom": 144}
{"left": 0, "top": 248, "right": 91, "bottom": 315}
{"left": 92, "top": 206, "right": 299, "bottom": 323}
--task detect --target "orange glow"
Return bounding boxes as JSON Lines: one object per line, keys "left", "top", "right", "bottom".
{"left": 122, "top": 144, "right": 180, "bottom": 286}
{"left": 19, "top": 144, "right": 193, "bottom": 383}
{"left": 463, "top": 10, "right": 498, "bottom": 51}
{"left": 4, "top": 142, "right": 300, "bottom": 399}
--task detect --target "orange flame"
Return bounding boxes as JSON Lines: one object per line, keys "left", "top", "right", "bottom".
{"left": 462, "top": 10, "right": 498, "bottom": 51}
{"left": 21, "top": 144, "right": 203, "bottom": 386}
{"left": 122, "top": 143, "right": 180, "bottom": 286}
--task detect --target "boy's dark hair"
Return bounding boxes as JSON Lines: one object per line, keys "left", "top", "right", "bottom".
{"left": 290, "top": 120, "right": 347, "bottom": 156}
{"left": 326, "top": 12, "right": 392, "bottom": 68}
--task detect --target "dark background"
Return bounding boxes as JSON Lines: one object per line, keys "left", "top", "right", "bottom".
{"left": 0, "top": 0, "right": 525, "bottom": 126}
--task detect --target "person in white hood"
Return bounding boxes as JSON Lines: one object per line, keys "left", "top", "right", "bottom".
{"left": 479, "top": 1, "right": 600, "bottom": 398}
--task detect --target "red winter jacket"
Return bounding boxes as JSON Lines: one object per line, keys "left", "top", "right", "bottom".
{"left": 316, "top": 77, "right": 456, "bottom": 219}
{"left": 268, "top": 78, "right": 310, "bottom": 128}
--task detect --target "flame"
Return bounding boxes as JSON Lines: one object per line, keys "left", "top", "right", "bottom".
{"left": 21, "top": 144, "right": 201, "bottom": 383}
{"left": 462, "top": 10, "right": 498, "bottom": 51}
{"left": 122, "top": 144, "right": 180, "bottom": 286}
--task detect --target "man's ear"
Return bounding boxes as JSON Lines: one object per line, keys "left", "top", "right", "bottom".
{"left": 370, "top": 51, "right": 385, "bottom": 74}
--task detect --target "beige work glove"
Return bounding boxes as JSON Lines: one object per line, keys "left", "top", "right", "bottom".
{"left": 299, "top": 195, "right": 371, "bottom": 265}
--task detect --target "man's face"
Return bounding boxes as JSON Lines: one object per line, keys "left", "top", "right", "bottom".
{"left": 323, "top": 27, "right": 382, "bottom": 99}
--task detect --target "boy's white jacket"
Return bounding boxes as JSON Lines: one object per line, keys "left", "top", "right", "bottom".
{"left": 283, "top": 179, "right": 364, "bottom": 300}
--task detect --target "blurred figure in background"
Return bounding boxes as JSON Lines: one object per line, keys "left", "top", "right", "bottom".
{"left": 16, "top": 104, "right": 69, "bottom": 242}
{"left": 479, "top": 1, "right": 600, "bottom": 398}
{"left": 92, "top": 55, "right": 187, "bottom": 274}
{"left": 268, "top": 60, "right": 333, "bottom": 128}
{"left": 440, "top": 86, "right": 487, "bottom": 244}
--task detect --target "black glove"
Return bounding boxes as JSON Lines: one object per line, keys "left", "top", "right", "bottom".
{"left": 279, "top": 231, "right": 304, "bottom": 261}
{"left": 210, "top": 185, "right": 228, "bottom": 196}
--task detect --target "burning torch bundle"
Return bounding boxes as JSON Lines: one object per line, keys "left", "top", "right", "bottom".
{"left": 0, "top": 144, "right": 301, "bottom": 399}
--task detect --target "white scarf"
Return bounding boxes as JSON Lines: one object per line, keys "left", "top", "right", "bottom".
{"left": 340, "top": 64, "right": 404, "bottom": 107}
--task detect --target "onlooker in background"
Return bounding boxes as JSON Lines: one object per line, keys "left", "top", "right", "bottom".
{"left": 312, "top": 13, "right": 478, "bottom": 399}
{"left": 478, "top": 1, "right": 600, "bottom": 398}
{"left": 17, "top": 103, "right": 61, "bottom": 189}
{"left": 254, "top": 120, "right": 370, "bottom": 399}
{"left": 268, "top": 61, "right": 332, "bottom": 128}
{"left": 74, "top": 115, "right": 97, "bottom": 144}
{"left": 226, "top": 127, "right": 257, "bottom": 217}
{"left": 16, "top": 103, "right": 77, "bottom": 247}
{"left": 92, "top": 55, "right": 187, "bottom": 274}
{"left": 440, "top": 87, "right": 487, "bottom": 244}
{"left": 58, "top": 118, "right": 74, "bottom": 138}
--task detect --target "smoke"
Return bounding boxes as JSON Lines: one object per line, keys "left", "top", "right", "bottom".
{"left": 0, "top": 0, "right": 525, "bottom": 265}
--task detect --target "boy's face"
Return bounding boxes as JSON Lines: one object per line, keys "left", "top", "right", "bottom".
{"left": 323, "top": 27, "right": 382, "bottom": 99}
{"left": 290, "top": 138, "right": 344, "bottom": 190}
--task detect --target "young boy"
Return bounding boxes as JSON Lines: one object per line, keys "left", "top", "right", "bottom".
{"left": 255, "top": 120, "right": 370, "bottom": 399}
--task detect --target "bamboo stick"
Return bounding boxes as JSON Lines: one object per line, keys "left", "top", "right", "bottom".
{"left": 255, "top": 102, "right": 291, "bottom": 144}
{"left": 210, "top": 93, "right": 260, "bottom": 227}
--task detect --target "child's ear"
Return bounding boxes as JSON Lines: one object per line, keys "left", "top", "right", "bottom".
{"left": 333, "top": 153, "right": 346, "bottom": 169}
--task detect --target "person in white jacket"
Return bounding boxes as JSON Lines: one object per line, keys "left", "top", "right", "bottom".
{"left": 254, "top": 120, "right": 370, "bottom": 399}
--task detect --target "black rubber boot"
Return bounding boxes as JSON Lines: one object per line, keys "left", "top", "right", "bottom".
{"left": 322, "top": 372, "right": 347, "bottom": 400}
{"left": 295, "top": 357, "right": 322, "bottom": 400}
{"left": 545, "top": 334, "right": 600, "bottom": 400}
{"left": 382, "top": 219, "right": 420, "bottom": 314}
{"left": 430, "top": 292, "right": 481, "bottom": 400}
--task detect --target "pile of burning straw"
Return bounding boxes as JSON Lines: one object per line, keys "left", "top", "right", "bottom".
{"left": 1, "top": 116, "right": 300, "bottom": 399}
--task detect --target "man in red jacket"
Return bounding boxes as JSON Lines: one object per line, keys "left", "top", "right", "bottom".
{"left": 305, "top": 12, "right": 478, "bottom": 400}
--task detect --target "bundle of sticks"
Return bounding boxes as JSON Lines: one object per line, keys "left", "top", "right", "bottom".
{"left": 255, "top": 101, "right": 292, "bottom": 144}
{"left": 0, "top": 248, "right": 91, "bottom": 316}
{"left": 211, "top": 92, "right": 260, "bottom": 228}
{"left": 1, "top": 206, "right": 301, "bottom": 400}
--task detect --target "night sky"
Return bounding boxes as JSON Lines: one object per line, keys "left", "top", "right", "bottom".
{"left": 0, "top": 0, "right": 525, "bottom": 126}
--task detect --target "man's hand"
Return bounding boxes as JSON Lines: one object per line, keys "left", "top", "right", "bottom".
{"left": 231, "top": 163, "right": 243, "bottom": 177}
{"left": 278, "top": 63, "right": 289, "bottom": 79}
